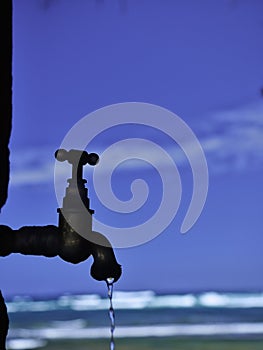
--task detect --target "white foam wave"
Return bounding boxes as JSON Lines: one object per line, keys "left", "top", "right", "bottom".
{"left": 7, "top": 338, "right": 47, "bottom": 350}
{"left": 7, "top": 300, "right": 59, "bottom": 313}
{"left": 6, "top": 291, "right": 263, "bottom": 313}
{"left": 51, "top": 319, "right": 86, "bottom": 329}
{"left": 199, "top": 292, "right": 263, "bottom": 308}
{"left": 9, "top": 322, "right": 263, "bottom": 340}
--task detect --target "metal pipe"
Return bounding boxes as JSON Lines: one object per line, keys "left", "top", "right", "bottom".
{"left": 0, "top": 224, "right": 121, "bottom": 282}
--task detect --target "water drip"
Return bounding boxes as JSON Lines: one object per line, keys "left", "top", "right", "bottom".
{"left": 106, "top": 277, "right": 115, "bottom": 350}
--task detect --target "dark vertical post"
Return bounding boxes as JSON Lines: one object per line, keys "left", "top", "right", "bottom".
{"left": 0, "top": 1, "right": 12, "bottom": 348}
{"left": 0, "top": 0, "right": 13, "bottom": 210}
{"left": 0, "top": 292, "right": 9, "bottom": 350}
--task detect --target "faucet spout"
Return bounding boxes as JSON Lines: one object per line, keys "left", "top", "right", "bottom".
{"left": 89, "top": 231, "right": 122, "bottom": 282}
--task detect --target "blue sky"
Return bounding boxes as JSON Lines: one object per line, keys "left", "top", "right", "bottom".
{"left": 0, "top": 0, "right": 263, "bottom": 296}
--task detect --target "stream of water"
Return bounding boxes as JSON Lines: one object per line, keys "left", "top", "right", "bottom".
{"left": 106, "top": 278, "right": 116, "bottom": 350}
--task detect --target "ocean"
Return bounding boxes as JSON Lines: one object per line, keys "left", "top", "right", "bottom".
{"left": 5, "top": 290, "right": 263, "bottom": 350}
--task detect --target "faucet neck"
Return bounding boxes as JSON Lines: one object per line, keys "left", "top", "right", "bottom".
{"left": 62, "top": 178, "right": 94, "bottom": 215}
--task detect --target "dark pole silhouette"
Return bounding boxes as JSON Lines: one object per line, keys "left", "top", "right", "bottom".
{"left": 0, "top": 1, "right": 12, "bottom": 348}
{"left": 0, "top": 0, "right": 12, "bottom": 211}
{"left": 0, "top": 292, "right": 8, "bottom": 350}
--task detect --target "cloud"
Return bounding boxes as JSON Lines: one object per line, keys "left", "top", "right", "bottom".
{"left": 95, "top": 99, "right": 263, "bottom": 175}
{"left": 200, "top": 100, "right": 263, "bottom": 173}
{"left": 8, "top": 100, "right": 263, "bottom": 187}
{"left": 9, "top": 147, "right": 55, "bottom": 186}
{"left": 40, "top": 0, "right": 59, "bottom": 11}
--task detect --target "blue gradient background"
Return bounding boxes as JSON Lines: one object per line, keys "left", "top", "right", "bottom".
{"left": 0, "top": 0, "right": 263, "bottom": 297}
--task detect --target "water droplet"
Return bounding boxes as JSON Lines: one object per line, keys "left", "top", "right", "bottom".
{"left": 106, "top": 277, "right": 115, "bottom": 285}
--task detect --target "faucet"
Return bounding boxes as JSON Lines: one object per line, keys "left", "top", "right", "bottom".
{"left": 0, "top": 149, "right": 122, "bottom": 283}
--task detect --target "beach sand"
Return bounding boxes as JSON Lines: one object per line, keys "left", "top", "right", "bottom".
{"left": 43, "top": 337, "right": 263, "bottom": 350}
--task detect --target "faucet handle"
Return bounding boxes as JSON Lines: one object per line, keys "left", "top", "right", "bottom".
{"left": 55, "top": 149, "right": 99, "bottom": 166}
{"left": 55, "top": 149, "right": 98, "bottom": 216}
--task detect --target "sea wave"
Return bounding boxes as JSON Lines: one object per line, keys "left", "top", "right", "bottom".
{"left": 6, "top": 291, "right": 263, "bottom": 313}
{"left": 7, "top": 338, "right": 47, "bottom": 350}
{"left": 8, "top": 322, "right": 263, "bottom": 340}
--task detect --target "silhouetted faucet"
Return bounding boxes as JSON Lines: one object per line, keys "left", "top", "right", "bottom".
{"left": 0, "top": 149, "right": 122, "bottom": 283}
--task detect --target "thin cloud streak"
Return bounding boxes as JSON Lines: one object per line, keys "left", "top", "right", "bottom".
{"left": 9, "top": 100, "right": 263, "bottom": 187}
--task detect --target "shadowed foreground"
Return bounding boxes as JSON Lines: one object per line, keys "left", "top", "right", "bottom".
{"left": 35, "top": 338, "right": 263, "bottom": 350}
